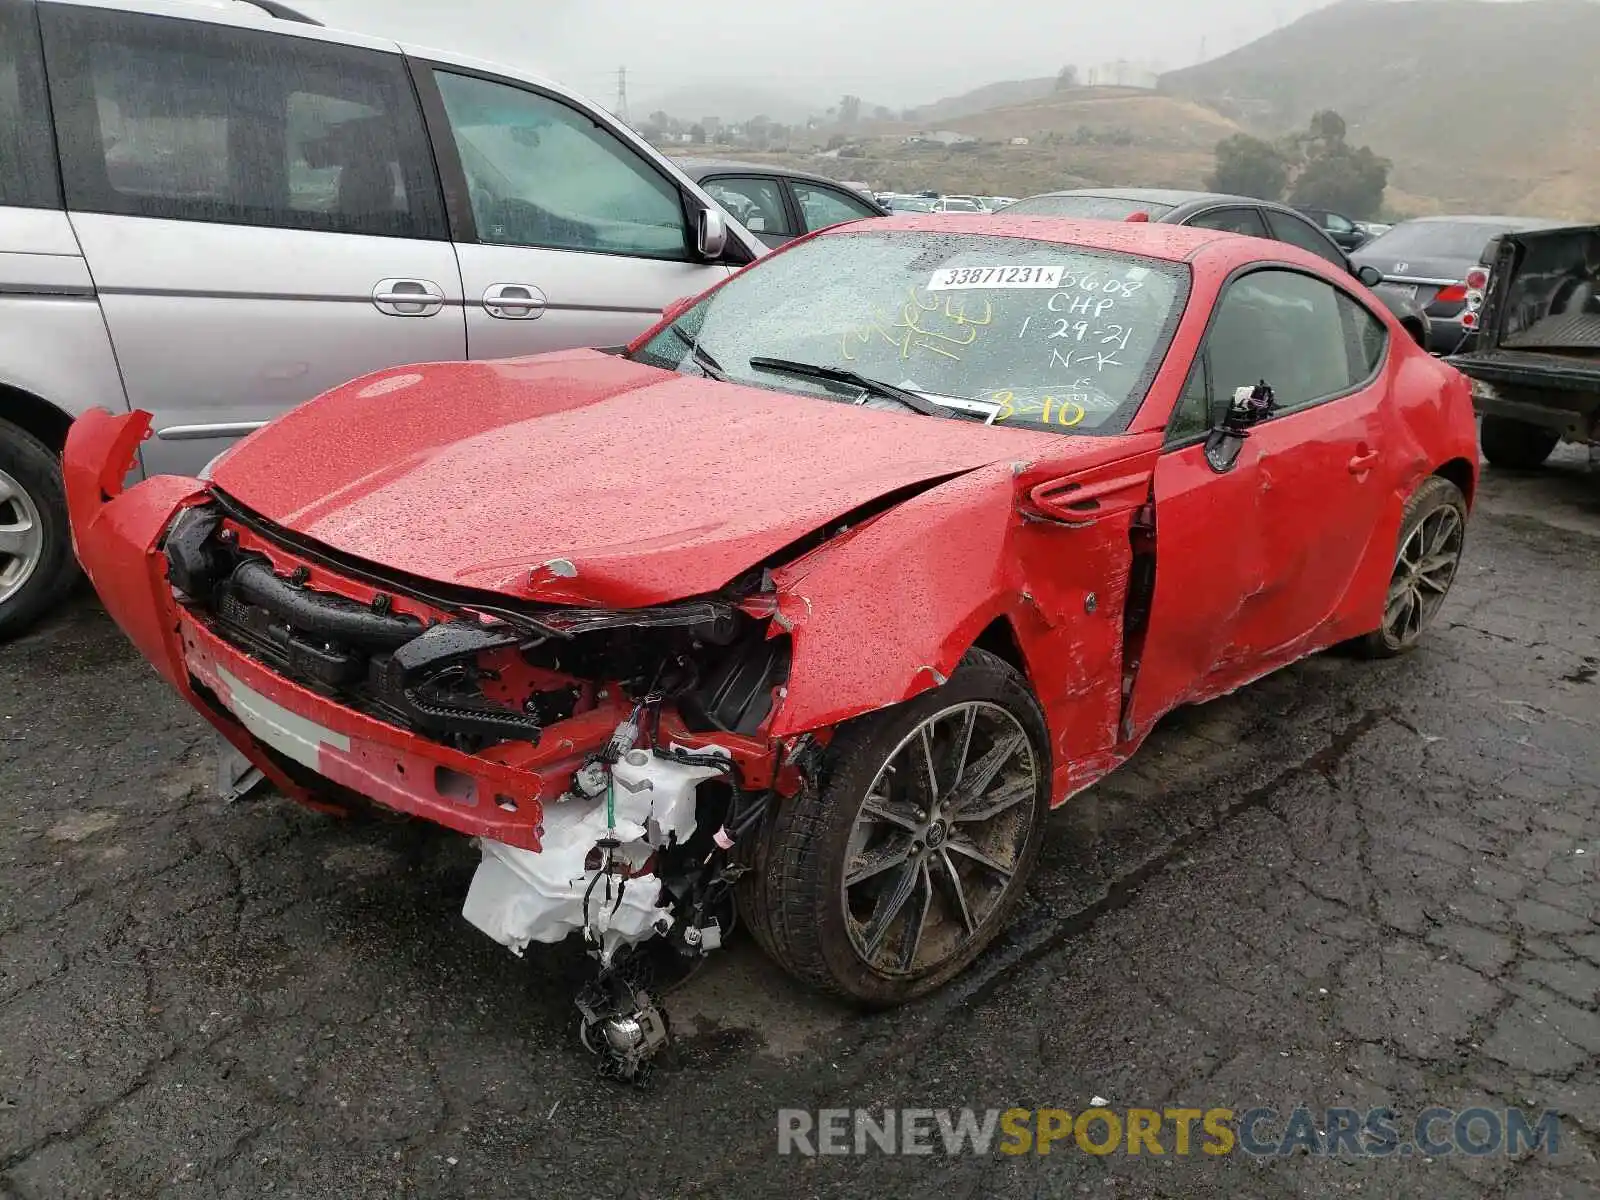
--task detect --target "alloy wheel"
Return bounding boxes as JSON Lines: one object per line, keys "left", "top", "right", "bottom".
{"left": 840, "top": 701, "right": 1039, "bottom": 977}
{"left": 1383, "top": 503, "right": 1463, "bottom": 648}
{"left": 0, "top": 467, "right": 44, "bottom": 606}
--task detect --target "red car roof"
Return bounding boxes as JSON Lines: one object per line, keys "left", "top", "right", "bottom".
{"left": 825, "top": 212, "right": 1234, "bottom": 261}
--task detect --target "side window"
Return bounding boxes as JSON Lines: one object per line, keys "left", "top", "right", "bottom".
{"left": 1205, "top": 270, "right": 1373, "bottom": 414}
{"left": 1187, "top": 207, "right": 1269, "bottom": 238}
{"left": 40, "top": 8, "right": 444, "bottom": 238}
{"left": 0, "top": 1, "right": 60, "bottom": 209}
{"left": 1166, "top": 354, "right": 1212, "bottom": 443}
{"left": 433, "top": 70, "right": 689, "bottom": 259}
{"left": 1263, "top": 209, "right": 1346, "bottom": 266}
{"left": 792, "top": 182, "right": 877, "bottom": 231}
{"left": 702, "top": 176, "right": 792, "bottom": 236}
{"left": 1324, "top": 212, "right": 1356, "bottom": 234}
{"left": 1337, "top": 290, "right": 1388, "bottom": 379}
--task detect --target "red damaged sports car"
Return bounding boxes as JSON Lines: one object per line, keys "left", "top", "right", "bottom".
{"left": 65, "top": 215, "right": 1476, "bottom": 1061}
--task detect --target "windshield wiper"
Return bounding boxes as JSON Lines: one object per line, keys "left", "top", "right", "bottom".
{"left": 746, "top": 357, "right": 952, "bottom": 418}
{"left": 667, "top": 324, "right": 728, "bottom": 381}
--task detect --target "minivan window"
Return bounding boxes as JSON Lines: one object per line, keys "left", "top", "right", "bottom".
{"left": 0, "top": 1, "right": 59, "bottom": 209}
{"left": 433, "top": 70, "right": 691, "bottom": 259}
{"left": 40, "top": 7, "right": 446, "bottom": 239}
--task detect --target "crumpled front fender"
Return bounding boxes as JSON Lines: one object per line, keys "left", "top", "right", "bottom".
{"left": 767, "top": 466, "right": 1027, "bottom": 737}
{"left": 64, "top": 408, "right": 207, "bottom": 688}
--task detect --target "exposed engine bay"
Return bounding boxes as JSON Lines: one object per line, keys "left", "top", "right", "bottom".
{"left": 162, "top": 495, "right": 799, "bottom": 1083}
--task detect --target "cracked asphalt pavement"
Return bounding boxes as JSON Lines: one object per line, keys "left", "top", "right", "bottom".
{"left": 1, "top": 453, "right": 1597, "bottom": 1199}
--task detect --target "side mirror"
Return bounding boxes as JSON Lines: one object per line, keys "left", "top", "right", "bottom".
{"left": 660, "top": 295, "right": 695, "bottom": 325}
{"left": 1203, "top": 424, "right": 1249, "bottom": 473}
{"left": 1204, "top": 381, "right": 1276, "bottom": 472}
{"left": 1355, "top": 264, "right": 1384, "bottom": 288}
{"left": 696, "top": 207, "right": 728, "bottom": 260}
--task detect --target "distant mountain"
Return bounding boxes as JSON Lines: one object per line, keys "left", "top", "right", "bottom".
{"left": 907, "top": 77, "right": 1058, "bottom": 126}
{"left": 637, "top": 85, "right": 820, "bottom": 126}
{"left": 1158, "top": 0, "right": 1600, "bottom": 218}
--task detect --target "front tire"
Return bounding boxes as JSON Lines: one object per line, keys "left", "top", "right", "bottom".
{"left": 1480, "top": 414, "right": 1559, "bottom": 470}
{"left": 1352, "top": 475, "right": 1466, "bottom": 659}
{"left": 0, "top": 419, "right": 76, "bottom": 640}
{"left": 741, "top": 649, "right": 1051, "bottom": 1007}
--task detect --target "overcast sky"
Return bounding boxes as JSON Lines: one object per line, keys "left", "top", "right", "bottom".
{"left": 302, "top": 0, "right": 1340, "bottom": 112}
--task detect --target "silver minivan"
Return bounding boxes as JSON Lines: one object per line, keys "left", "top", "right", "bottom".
{"left": 0, "top": 0, "right": 762, "bottom": 636}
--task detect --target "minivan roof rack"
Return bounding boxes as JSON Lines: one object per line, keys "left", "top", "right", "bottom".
{"left": 242, "top": 0, "right": 322, "bottom": 24}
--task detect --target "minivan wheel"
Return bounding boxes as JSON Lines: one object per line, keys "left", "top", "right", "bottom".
{"left": 1480, "top": 415, "right": 1559, "bottom": 470}
{"left": 0, "top": 419, "right": 77, "bottom": 640}
{"left": 741, "top": 649, "right": 1051, "bottom": 1007}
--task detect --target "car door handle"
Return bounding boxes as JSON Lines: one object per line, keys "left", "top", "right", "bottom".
{"left": 372, "top": 278, "right": 445, "bottom": 317}
{"left": 1347, "top": 447, "right": 1380, "bottom": 474}
{"left": 483, "top": 283, "right": 548, "bottom": 321}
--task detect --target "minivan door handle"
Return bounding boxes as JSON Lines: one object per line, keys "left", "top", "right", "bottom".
{"left": 372, "top": 278, "right": 445, "bottom": 317}
{"left": 483, "top": 283, "right": 548, "bottom": 320}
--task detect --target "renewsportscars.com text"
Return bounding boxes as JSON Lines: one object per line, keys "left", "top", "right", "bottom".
{"left": 777, "top": 1106, "right": 1563, "bottom": 1158}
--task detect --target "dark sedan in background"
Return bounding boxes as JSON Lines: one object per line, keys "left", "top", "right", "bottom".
{"left": 1000, "top": 188, "right": 1431, "bottom": 346}
{"left": 674, "top": 159, "right": 887, "bottom": 248}
{"left": 1299, "top": 207, "right": 1370, "bottom": 252}
{"left": 1352, "top": 215, "right": 1566, "bottom": 354}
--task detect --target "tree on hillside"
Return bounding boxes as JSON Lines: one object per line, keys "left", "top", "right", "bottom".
{"left": 1207, "top": 110, "right": 1390, "bottom": 217}
{"left": 1056, "top": 65, "right": 1079, "bottom": 90}
{"left": 839, "top": 95, "right": 862, "bottom": 125}
{"left": 1207, "top": 133, "right": 1289, "bottom": 200}
{"left": 1289, "top": 143, "right": 1390, "bottom": 218}
{"left": 1282, "top": 109, "right": 1390, "bottom": 218}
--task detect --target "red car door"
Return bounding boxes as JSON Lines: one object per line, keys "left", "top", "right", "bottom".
{"left": 1126, "top": 267, "right": 1394, "bottom": 735}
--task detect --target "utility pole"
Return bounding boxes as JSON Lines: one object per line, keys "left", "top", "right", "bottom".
{"left": 615, "top": 65, "right": 629, "bottom": 124}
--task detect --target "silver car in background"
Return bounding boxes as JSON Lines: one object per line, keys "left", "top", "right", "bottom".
{"left": 0, "top": 0, "right": 762, "bottom": 637}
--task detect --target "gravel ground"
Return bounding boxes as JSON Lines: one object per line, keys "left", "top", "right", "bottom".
{"left": 0, "top": 453, "right": 1595, "bottom": 1199}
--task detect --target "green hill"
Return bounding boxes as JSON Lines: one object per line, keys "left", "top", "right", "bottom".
{"left": 1158, "top": 0, "right": 1600, "bottom": 218}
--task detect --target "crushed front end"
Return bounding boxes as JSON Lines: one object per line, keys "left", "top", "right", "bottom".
{"left": 64, "top": 410, "right": 801, "bottom": 1083}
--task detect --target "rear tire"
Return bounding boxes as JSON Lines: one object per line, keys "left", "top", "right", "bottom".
{"left": 1480, "top": 414, "right": 1559, "bottom": 470}
{"left": 0, "top": 419, "right": 76, "bottom": 640}
{"left": 1351, "top": 476, "right": 1466, "bottom": 659}
{"left": 739, "top": 649, "right": 1051, "bottom": 1007}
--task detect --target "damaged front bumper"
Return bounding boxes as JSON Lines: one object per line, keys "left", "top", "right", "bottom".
{"left": 64, "top": 408, "right": 803, "bottom": 1080}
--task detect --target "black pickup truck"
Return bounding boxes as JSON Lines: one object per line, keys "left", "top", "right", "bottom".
{"left": 1447, "top": 224, "right": 1600, "bottom": 469}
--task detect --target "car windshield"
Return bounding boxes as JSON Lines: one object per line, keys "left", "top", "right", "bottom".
{"left": 1003, "top": 195, "right": 1178, "bottom": 221}
{"left": 631, "top": 230, "right": 1189, "bottom": 435}
{"left": 890, "top": 197, "right": 936, "bottom": 213}
{"left": 942, "top": 199, "right": 983, "bottom": 212}
{"left": 1362, "top": 220, "right": 1518, "bottom": 260}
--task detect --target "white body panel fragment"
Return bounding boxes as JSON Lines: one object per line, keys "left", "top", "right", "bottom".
{"left": 461, "top": 745, "right": 731, "bottom": 963}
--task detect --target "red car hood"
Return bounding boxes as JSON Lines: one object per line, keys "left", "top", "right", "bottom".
{"left": 210, "top": 350, "right": 1058, "bottom": 607}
